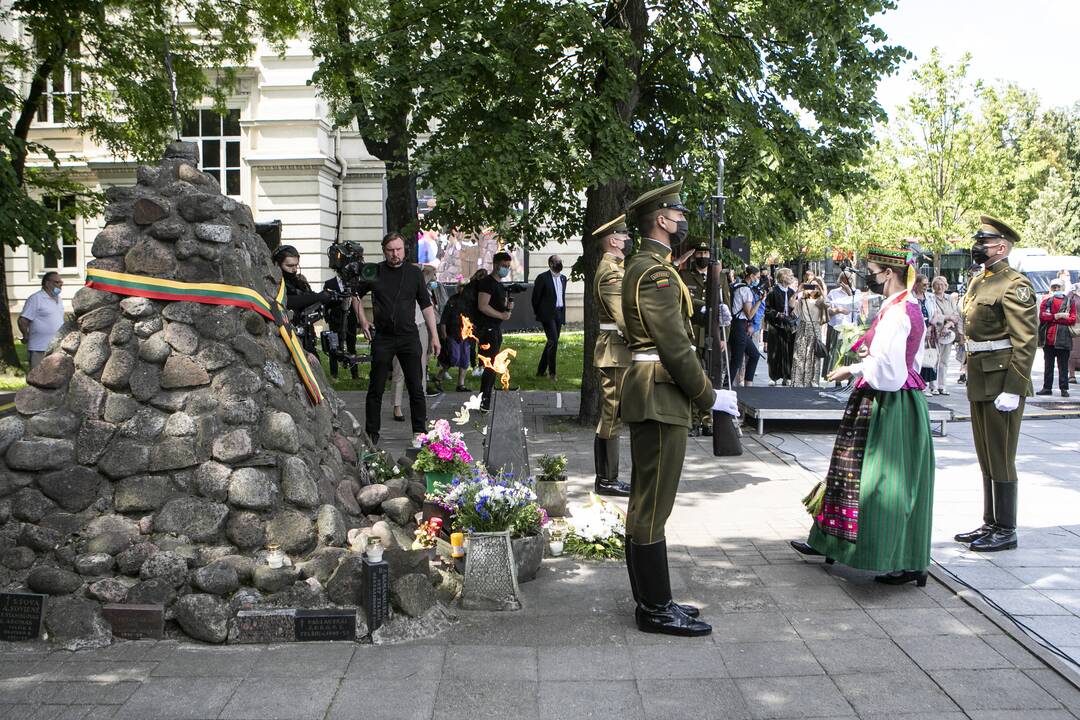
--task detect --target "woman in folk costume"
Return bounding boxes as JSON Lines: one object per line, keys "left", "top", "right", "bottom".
{"left": 790, "top": 247, "right": 936, "bottom": 586}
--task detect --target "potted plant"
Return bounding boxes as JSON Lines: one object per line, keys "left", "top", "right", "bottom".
{"left": 413, "top": 419, "right": 473, "bottom": 494}
{"left": 534, "top": 453, "right": 568, "bottom": 517}
{"left": 565, "top": 494, "right": 626, "bottom": 560}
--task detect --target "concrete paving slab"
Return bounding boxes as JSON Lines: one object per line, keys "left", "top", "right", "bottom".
{"left": 930, "top": 668, "right": 1063, "bottom": 711}
{"left": 832, "top": 670, "right": 961, "bottom": 715}
{"left": 718, "top": 640, "right": 824, "bottom": 679}
{"left": 735, "top": 675, "right": 854, "bottom": 719}
{"left": 326, "top": 678, "right": 439, "bottom": 720}
{"left": 217, "top": 678, "right": 341, "bottom": 720}
{"left": 636, "top": 678, "right": 750, "bottom": 720}
{"left": 805, "top": 637, "right": 919, "bottom": 675}
{"left": 432, "top": 679, "right": 539, "bottom": 720}
{"left": 537, "top": 646, "right": 634, "bottom": 681}
{"left": 114, "top": 678, "right": 241, "bottom": 720}
{"left": 537, "top": 680, "right": 644, "bottom": 720}
{"left": 628, "top": 644, "right": 728, "bottom": 680}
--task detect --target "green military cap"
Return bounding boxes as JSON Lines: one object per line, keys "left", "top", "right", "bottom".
{"left": 693, "top": 241, "right": 710, "bottom": 253}
{"left": 627, "top": 180, "right": 689, "bottom": 221}
{"left": 974, "top": 214, "right": 1021, "bottom": 244}
{"left": 592, "top": 214, "right": 628, "bottom": 237}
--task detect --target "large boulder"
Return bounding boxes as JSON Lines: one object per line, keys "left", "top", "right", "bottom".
{"left": 174, "top": 593, "right": 230, "bottom": 643}
{"left": 44, "top": 596, "right": 112, "bottom": 650}
{"left": 155, "top": 497, "right": 229, "bottom": 542}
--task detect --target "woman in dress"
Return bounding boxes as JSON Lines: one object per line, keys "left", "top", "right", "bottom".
{"left": 765, "top": 268, "right": 798, "bottom": 386}
{"left": 791, "top": 281, "right": 827, "bottom": 386}
{"left": 911, "top": 275, "right": 939, "bottom": 393}
{"left": 790, "top": 247, "right": 935, "bottom": 586}
{"left": 928, "top": 276, "right": 960, "bottom": 395}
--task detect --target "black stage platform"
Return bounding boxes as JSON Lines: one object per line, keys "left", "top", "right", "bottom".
{"left": 736, "top": 386, "right": 953, "bottom": 436}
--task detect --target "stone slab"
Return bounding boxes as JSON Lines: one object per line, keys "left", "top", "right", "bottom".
{"left": 294, "top": 609, "right": 356, "bottom": 642}
{"left": 0, "top": 592, "right": 44, "bottom": 642}
{"left": 231, "top": 609, "right": 296, "bottom": 644}
{"left": 102, "top": 604, "right": 165, "bottom": 640}
{"left": 363, "top": 559, "right": 390, "bottom": 633}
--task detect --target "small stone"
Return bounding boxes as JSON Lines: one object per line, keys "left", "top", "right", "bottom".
{"left": 104, "top": 393, "right": 139, "bottom": 423}
{"left": 120, "top": 296, "right": 157, "bottom": 318}
{"left": 139, "top": 550, "right": 189, "bottom": 587}
{"left": 282, "top": 457, "right": 319, "bottom": 508}
{"left": 333, "top": 434, "right": 357, "bottom": 465}
{"left": 136, "top": 165, "right": 161, "bottom": 185}
{"left": 174, "top": 593, "right": 230, "bottom": 643}
{"left": 114, "top": 475, "right": 171, "bottom": 512}
{"left": 164, "top": 412, "right": 197, "bottom": 437}
{"left": 231, "top": 336, "right": 266, "bottom": 367}
{"left": 109, "top": 318, "right": 134, "bottom": 346}
{"left": 112, "top": 541, "right": 155, "bottom": 573}
{"left": 253, "top": 565, "right": 300, "bottom": 593}
{"left": 212, "top": 366, "right": 261, "bottom": 396}
{"left": 126, "top": 578, "right": 176, "bottom": 606}
{"left": 26, "top": 408, "right": 80, "bottom": 438}
{"left": 84, "top": 526, "right": 136, "bottom": 555}
{"left": 77, "top": 419, "right": 115, "bottom": 465}
{"left": 213, "top": 428, "right": 253, "bottom": 463}
{"left": 226, "top": 511, "right": 266, "bottom": 550}
{"left": 148, "top": 437, "right": 197, "bottom": 471}
{"left": 60, "top": 331, "right": 81, "bottom": 353}
{"left": 11, "top": 487, "right": 55, "bottom": 522}
{"left": 74, "top": 331, "right": 110, "bottom": 375}
{"left": 381, "top": 497, "right": 418, "bottom": 526}
{"left": 28, "top": 565, "right": 84, "bottom": 594}
{"left": 266, "top": 510, "right": 316, "bottom": 554}
{"left": 220, "top": 396, "right": 259, "bottom": 425}
{"left": 326, "top": 554, "right": 365, "bottom": 606}
{"left": 0, "top": 415, "right": 25, "bottom": 456}
{"left": 132, "top": 197, "right": 170, "bottom": 225}
{"left": 6, "top": 438, "right": 74, "bottom": 471}
{"left": 263, "top": 361, "right": 286, "bottom": 387}
{"left": 100, "top": 348, "right": 137, "bottom": 390}
{"left": 44, "top": 596, "right": 111, "bottom": 651}
{"left": 66, "top": 372, "right": 107, "bottom": 418}
{"left": 195, "top": 461, "right": 231, "bottom": 502}
{"left": 37, "top": 466, "right": 105, "bottom": 512}
{"left": 96, "top": 438, "right": 150, "bottom": 479}
{"left": 14, "top": 385, "right": 64, "bottom": 415}
{"left": 297, "top": 547, "right": 347, "bottom": 584}
{"left": 367, "top": 521, "right": 395, "bottom": 550}
{"left": 149, "top": 391, "right": 190, "bottom": 412}
{"left": 228, "top": 468, "right": 275, "bottom": 510}
{"left": 154, "top": 497, "right": 229, "bottom": 542}
{"left": 20, "top": 524, "right": 63, "bottom": 552}
{"left": 78, "top": 306, "right": 120, "bottom": 333}
{"left": 129, "top": 363, "right": 161, "bottom": 400}
{"left": 178, "top": 193, "right": 227, "bottom": 223}
{"left": 334, "top": 479, "right": 363, "bottom": 516}
{"left": 88, "top": 577, "right": 130, "bottom": 603}
{"left": 243, "top": 310, "right": 266, "bottom": 335}
{"left": 92, "top": 223, "right": 139, "bottom": 257}
{"left": 0, "top": 546, "right": 35, "bottom": 570}
{"left": 316, "top": 505, "right": 347, "bottom": 546}
{"left": 195, "top": 342, "right": 235, "bottom": 371}
{"left": 163, "top": 321, "right": 200, "bottom": 355}
{"left": 160, "top": 354, "right": 210, "bottom": 389}
{"left": 72, "top": 286, "right": 119, "bottom": 316}
{"left": 259, "top": 411, "right": 298, "bottom": 454}
{"left": 148, "top": 219, "right": 187, "bottom": 242}
{"left": 357, "top": 484, "right": 391, "bottom": 514}
{"left": 193, "top": 561, "right": 240, "bottom": 595}
{"left": 75, "top": 553, "right": 115, "bottom": 576}
{"left": 26, "top": 353, "right": 75, "bottom": 389}
{"left": 391, "top": 573, "right": 438, "bottom": 618}
{"left": 194, "top": 223, "right": 232, "bottom": 244}
{"left": 134, "top": 316, "right": 163, "bottom": 338}
{"left": 125, "top": 237, "right": 178, "bottom": 277}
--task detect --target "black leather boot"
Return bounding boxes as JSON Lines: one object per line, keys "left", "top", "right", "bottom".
{"left": 625, "top": 536, "right": 699, "bottom": 618}
{"left": 954, "top": 525, "right": 994, "bottom": 543}
{"left": 630, "top": 540, "right": 711, "bottom": 637}
{"left": 594, "top": 436, "right": 631, "bottom": 497}
{"left": 971, "top": 482, "right": 1017, "bottom": 552}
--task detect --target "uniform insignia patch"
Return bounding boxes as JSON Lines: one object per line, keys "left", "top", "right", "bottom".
{"left": 1015, "top": 286, "right": 1034, "bottom": 305}
{"left": 651, "top": 271, "right": 670, "bottom": 288}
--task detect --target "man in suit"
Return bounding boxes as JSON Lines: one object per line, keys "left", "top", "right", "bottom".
{"left": 532, "top": 255, "right": 568, "bottom": 381}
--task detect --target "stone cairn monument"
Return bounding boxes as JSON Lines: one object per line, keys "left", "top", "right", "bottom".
{"left": 0, "top": 142, "right": 450, "bottom": 648}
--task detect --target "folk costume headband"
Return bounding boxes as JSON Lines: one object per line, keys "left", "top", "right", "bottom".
{"left": 866, "top": 246, "right": 917, "bottom": 291}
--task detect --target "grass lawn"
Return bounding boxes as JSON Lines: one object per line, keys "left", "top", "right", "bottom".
{"left": 0, "top": 345, "right": 28, "bottom": 391}
{"left": 320, "top": 330, "right": 584, "bottom": 394}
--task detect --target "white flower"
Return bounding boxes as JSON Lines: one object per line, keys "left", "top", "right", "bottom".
{"left": 453, "top": 407, "right": 471, "bottom": 425}
{"left": 464, "top": 394, "right": 483, "bottom": 411}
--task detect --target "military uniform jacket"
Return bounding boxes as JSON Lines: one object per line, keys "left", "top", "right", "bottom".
{"left": 594, "top": 253, "right": 631, "bottom": 368}
{"left": 680, "top": 268, "right": 711, "bottom": 349}
{"left": 962, "top": 258, "right": 1038, "bottom": 402}
{"left": 621, "top": 238, "right": 714, "bottom": 426}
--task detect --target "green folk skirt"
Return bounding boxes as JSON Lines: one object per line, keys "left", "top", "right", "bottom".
{"left": 808, "top": 388, "right": 936, "bottom": 573}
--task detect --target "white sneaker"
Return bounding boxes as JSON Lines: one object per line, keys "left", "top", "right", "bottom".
{"left": 768, "top": 380, "right": 776, "bottom": 387}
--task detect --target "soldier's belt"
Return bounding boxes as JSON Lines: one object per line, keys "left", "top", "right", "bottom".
{"left": 965, "top": 339, "right": 1012, "bottom": 353}
{"left": 632, "top": 353, "right": 661, "bottom": 362}
{"left": 599, "top": 323, "right": 619, "bottom": 331}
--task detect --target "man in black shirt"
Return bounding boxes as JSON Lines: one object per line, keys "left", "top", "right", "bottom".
{"left": 476, "top": 252, "right": 514, "bottom": 411}
{"left": 361, "top": 232, "right": 441, "bottom": 443}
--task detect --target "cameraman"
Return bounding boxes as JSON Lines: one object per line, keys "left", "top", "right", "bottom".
{"left": 323, "top": 259, "right": 366, "bottom": 380}
{"left": 273, "top": 245, "right": 333, "bottom": 357}
{"left": 476, "top": 252, "right": 514, "bottom": 412}
{"left": 361, "top": 232, "right": 441, "bottom": 444}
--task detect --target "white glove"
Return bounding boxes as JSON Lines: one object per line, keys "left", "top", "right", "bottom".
{"left": 712, "top": 389, "right": 739, "bottom": 416}
{"left": 994, "top": 392, "right": 1020, "bottom": 412}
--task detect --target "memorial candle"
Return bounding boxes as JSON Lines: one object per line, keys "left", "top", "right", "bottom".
{"left": 450, "top": 532, "right": 465, "bottom": 558}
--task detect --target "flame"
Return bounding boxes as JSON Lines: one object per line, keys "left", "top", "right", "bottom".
{"left": 461, "top": 313, "right": 516, "bottom": 389}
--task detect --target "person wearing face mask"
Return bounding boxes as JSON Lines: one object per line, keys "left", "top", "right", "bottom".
{"left": 476, "top": 251, "right": 515, "bottom": 411}
{"left": 620, "top": 180, "right": 739, "bottom": 637}
{"left": 590, "top": 215, "right": 633, "bottom": 497}
{"left": 680, "top": 242, "right": 722, "bottom": 435}
{"left": 18, "top": 271, "right": 66, "bottom": 370}
{"left": 273, "top": 245, "right": 334, "bottom": 357}
{"left": 532, "top": 254, "right": 568, "bottom": 381}
{"left": 1036, "top": 278, "right": 1075, "bottom": 397}
{"left": 953, "top": 216, "right": 1037, "bottom": 553}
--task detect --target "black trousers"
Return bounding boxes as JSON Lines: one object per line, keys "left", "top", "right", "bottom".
{"left": 729, "top": 320, "right": 760, "bottom": 382}
{"left": 768, "top": 327, "right": 795, "bottom": 382}
{"left": 1043, "top": 346, "right": 1071, "bottom": 391}
{"left": 537, "top": 310, "right": 564, "bottom": 376}
{"left": 477, "top": 325, "right": 503, "bottom": 409}
{"left": 366, "top": 332, "right": 426, "bottom": 435}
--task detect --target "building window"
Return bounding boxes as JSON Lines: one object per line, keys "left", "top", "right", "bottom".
{"left": 39, "top": 196, "right": 78, "bottom": 272}
{"left": 181, "top": 108, "right": 241, "bottom": 196}
{"left": 36, "top": 41, "right": 81, "bottom": 125}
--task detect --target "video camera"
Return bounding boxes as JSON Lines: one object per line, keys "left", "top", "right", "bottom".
{"left": 502, "top": 282, "right": 530, "bottom": 295}
{"left": 327, "top": 240, "right": 378, "bottom": 294}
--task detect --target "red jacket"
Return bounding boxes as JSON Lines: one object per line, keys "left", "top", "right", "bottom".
{"left": 1040, "top": 293, "right": 1076, "bottom": 348}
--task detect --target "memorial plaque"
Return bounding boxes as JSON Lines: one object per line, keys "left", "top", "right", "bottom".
{"left": 362, "top": 559, "right": 390, "bottom": 633}
{"left": 0, "top": 592, "right": 44, "bottom": 641}
{"left": 231, "top": 609, "right": 296, "bottom": 644}
{"left": 483, "top": 391, "right": 529, "bottom": 479}
{"left": 295, "top": 609, "right": 356, "bottom": 642}
{"left": 102, "top": 604, "right": 165, "bottom": 640}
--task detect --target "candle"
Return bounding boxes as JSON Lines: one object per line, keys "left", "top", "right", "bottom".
{"left": 548, "top": 540, "right": 564, "bottom": 557}
{"left": 450, "top": 532, "right": 465, "bottom": 558}
{"left": 266, "top": 544, "right": 284, "bottom": 569}
{"left": 366, "top": 537, "right": 384, "bottom": 563}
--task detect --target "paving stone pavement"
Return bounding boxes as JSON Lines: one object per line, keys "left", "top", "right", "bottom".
{"left": 1, "top": 387, "right": 1079, "bottom": 719}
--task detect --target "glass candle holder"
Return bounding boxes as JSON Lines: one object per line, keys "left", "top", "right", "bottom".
{"left": 366, "top": 537, "right": 384, "bottom": 563}
{"left": 266, "top": 544, "right": 284, "bottom": 569}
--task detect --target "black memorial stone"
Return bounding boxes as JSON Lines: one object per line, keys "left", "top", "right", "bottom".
{"left": 232, "top": 609, "right": 296, "bottom": 643}
{"left": 0, "top": 592, "right": 44, "bottom": 641}
{"left": 362, "top": 558, "right": 390, "bottom": 633}
{"left": 483, "top": 391, "right": 529, "bottom": 479}
{"left": 294, "top": 608, "right": 356, "bottom": 642}
{"left": 102, "top": 604, "right": 164, "bottom": 640}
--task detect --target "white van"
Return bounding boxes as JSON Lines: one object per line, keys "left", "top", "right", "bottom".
{"left": 1009, "top": 250, "right": 1080, "bottom": 293}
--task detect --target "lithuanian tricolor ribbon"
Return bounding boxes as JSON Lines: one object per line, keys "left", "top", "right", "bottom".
{"left": 85, "top": 267, "right": 324, "bottom": 405}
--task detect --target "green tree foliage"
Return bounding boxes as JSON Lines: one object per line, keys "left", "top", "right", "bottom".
{"left": 1025, "top": 168, "right": 1079, "bottom": 254}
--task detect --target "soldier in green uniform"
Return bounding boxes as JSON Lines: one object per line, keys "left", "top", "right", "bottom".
{"left": 621, "top": 181, "right": 739, "bottom": 636}
{"left": 954, "top": 216, "right": 1038, "bottom": 552}
{"left": 680, "top": 241, "right": 728, "bottom": 435}
{"left": 592, "top": 215, "right": 632, "bottom": 497}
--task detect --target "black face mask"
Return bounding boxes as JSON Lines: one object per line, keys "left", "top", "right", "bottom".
{"left": 552, "top": 262, "right": 563, "bottom": 273}
{"left": 694, "top": 257, "right": 710, "bottom": 269}
{"left": 866, "top": 270, "right": 887, "bottom": 296}
{"left": 971, "top": 242, "right": 993, "bottom": 266}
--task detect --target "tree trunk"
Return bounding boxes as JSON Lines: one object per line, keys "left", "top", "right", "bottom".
{"left": 382, "top": 140, "right": 419, "bottom": 258}
{"left": 0, "top": 257, "right": 21, "bottom": 370}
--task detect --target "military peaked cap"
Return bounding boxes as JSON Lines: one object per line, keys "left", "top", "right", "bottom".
{"left": 974, "top": 215, "right": 1021, "bottom": 244}
{"left": 693, "top": 241, "right": 710, "bottom": 253}
{"left": 592, "top": 214, "right": 628, "bottom": 237}
{"left": 627, "top": 180, "right": 689, "bottom": 221}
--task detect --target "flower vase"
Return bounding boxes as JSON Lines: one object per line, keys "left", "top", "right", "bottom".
{"left": 425, "top": 471, "right": 454, "bottom": 495}
{"left": 511, "top": 533, "right": 544, "bottom": 583}
{"left": 535, "top": 476, "right": 568, "bottom": 517}
{"left": 461, "top": 530, "right": 521, "bottom": 611}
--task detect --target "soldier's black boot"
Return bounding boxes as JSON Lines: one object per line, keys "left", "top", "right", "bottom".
{"left": 594, "top": 436, "right": 630, "bottom": 497}
{"left": 625, "top": 536, "right": 699, "bottom": 618}
{"left": 971, "top": 482, "right": 1018, "bottom": 552}
{"left": 630, "top": 540, "right": 711, "bottom": 637}
{"left": 956, "top": 474, "right": 996, "bottom": 543}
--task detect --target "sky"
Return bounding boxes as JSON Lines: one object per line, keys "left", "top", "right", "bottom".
{"left": 872, "top": 0, "right": 1080, "bottom": 116}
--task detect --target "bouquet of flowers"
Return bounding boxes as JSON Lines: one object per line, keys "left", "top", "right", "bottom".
{"left": 434, "top": 466, "right": 547, "bottom": 536}
{"left": 411, "top": 518, "right": 443, "bottom": 550}
{"left": 358, "top": 448, "right": 403, "bottom": 484}
{"left": 412, "top": 419, "right": 473, "bottom": 479}
{"left": 565, "top": 494, "right": 626, "bottom": 560}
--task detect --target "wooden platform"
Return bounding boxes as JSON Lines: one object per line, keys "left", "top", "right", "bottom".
{"left": 736, "top": 386, "right": 953, "bottom": 436}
